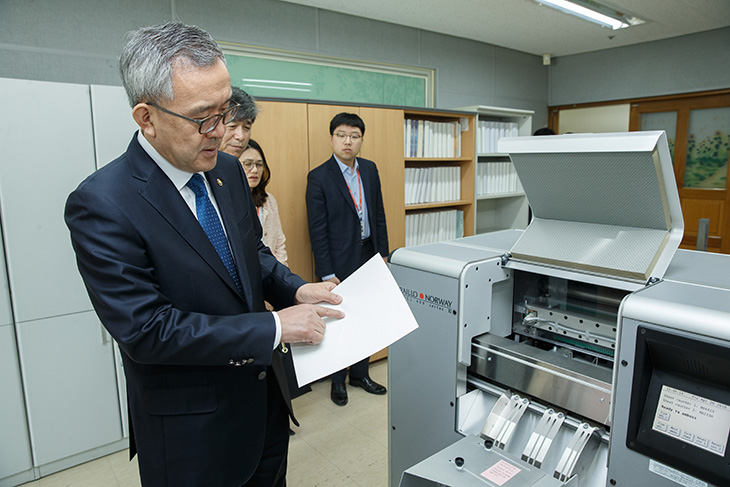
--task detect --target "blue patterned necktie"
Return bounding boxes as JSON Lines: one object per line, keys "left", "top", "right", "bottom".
{"left": 187, "top": 174, "right": 242, "bottom": 293}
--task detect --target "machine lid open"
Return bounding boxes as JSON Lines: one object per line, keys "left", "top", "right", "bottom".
{"left": 499, "top": 131, "right": 684, "bottom": 282}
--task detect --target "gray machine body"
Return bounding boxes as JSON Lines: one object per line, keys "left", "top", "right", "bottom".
{"left": 389, "top": 132, "right": 730, "bottom": 487}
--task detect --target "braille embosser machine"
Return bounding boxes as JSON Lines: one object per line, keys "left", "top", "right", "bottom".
{"left": 388, "top": 131, "right": 730, "bottom": 487}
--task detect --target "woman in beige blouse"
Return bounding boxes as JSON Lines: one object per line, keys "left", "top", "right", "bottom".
{"left": 240, "top": 139, "right": 288, "bottom": 266}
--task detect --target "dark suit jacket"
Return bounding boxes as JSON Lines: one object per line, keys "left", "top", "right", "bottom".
{"left": 65, "top": 134, "right": 306, "bottom": 487}
{"left": 306, "top": 156, "right": 389, "bottom": 280}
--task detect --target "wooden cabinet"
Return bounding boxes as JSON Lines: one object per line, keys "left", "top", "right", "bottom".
{"left": 252, "top": 101, "right": 313, "bottom": 282}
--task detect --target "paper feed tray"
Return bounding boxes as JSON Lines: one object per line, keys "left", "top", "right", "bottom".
{"left": 499, "top": 131, "right": 683, "bottom": 282}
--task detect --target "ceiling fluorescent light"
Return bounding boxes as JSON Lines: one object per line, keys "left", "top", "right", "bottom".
{"left": 243, "top": 84, "right": 311, "bottom": 93}
{"left": 242, "top": 78, "right": 313, "bottom": 87}
{"left": 536, "top": 0, "right": 638, "bottom": 30}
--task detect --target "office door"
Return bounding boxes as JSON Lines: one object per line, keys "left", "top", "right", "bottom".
{"left": 630, "top": 92, "right": 730, "bottom": 253}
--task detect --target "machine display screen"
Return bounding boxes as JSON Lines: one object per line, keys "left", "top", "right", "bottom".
{"left": 652, "top": 385, "right": 730, "bottom": 456}
{"left": 627, "top": 325, "right": 730, "bottom": 485}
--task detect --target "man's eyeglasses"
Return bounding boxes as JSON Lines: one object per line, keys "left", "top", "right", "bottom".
{"left": 334, "top": 132, "right": 362, "bottom": 141}
{"left": 148, "top": 103, "right": 241, "bottom": 134}
{"left": 242, "top": 161, "right": 264, "bottom": 171}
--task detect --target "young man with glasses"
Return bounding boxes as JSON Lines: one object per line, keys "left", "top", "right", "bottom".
{"left": 65, "top": 21, "right": 343, "bottom": 487}
{"left": 305, "top": 112, "right": 390, "bottom": 406}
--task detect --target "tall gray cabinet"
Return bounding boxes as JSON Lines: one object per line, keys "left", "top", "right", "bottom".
{"left": 0, "top": 78, "right": 131, "bottom": 486}
{"left": 0, "top": 237, "right": 33, "bottom": 485}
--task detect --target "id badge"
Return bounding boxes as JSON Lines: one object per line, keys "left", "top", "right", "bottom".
{"left": 360, "top": 217, "right": 366, "bottom": 239}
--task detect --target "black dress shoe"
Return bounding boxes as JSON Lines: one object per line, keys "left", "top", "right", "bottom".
{"left": 331, "top": 382, "right": 348, "bottom": 406}
{"left": 349, "top": 376, "right": 387, "bottom": 395}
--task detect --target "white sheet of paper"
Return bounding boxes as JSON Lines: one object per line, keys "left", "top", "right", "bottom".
{"left": 291, "top": 254, "right": 419, "bottom": 387}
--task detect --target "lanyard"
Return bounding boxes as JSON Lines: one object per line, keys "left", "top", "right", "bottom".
{"left": 346, "top": 168, "right": 363, "bottom": 218}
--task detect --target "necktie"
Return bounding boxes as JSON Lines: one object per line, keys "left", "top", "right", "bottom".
{"left": 187, "top": 174, "right": 242, "bottom": 293}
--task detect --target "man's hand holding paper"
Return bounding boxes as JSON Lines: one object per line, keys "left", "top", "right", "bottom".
{"left": 279, "top": 282, "right": 344, "bottom": 345}
{"left": 291, "top": 255, "right": 419, "bottom": 387}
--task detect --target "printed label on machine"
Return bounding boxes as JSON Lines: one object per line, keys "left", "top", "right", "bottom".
{"left": 480, "top": 459, "right": 521, "bottom": 486}
{"left": 399, "top": 286, "right": 454, "bottom": 314}
{"left": 649, "top": 459, "right": 707, "bottom": 487}
{"left": 652, "top": 385, "right": 730, "bottom": 456}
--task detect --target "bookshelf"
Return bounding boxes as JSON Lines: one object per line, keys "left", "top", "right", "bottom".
{"left": 459, "top": 105, "right": 533, "bottom": 234}
{"left": 403, "top": 109, "right": 475, "bottom": 246}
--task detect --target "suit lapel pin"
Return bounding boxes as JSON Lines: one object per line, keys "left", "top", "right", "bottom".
{"left": 216, "top": 178, "right": 223, "bottom": 187}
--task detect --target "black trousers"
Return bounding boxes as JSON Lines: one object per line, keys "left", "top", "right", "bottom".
{"left": 331, "top": 238, "right": 375, "bottom": 384}
{"left": 244, "top": 370, "right": 290, "bottom": 486}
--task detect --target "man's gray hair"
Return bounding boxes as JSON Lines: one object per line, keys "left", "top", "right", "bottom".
{"left": 119, "top": 22, "right": 226, "bottom": 107}
{"left": 230, "top": 86, "right": 259, "bottom": 123}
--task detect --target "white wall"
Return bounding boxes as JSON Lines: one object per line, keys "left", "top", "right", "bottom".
{"left": 549, "top": 27, "right": 730, "bottom": 106}
{"left": 558, "top": 104, "right": 630, "bottom": 134}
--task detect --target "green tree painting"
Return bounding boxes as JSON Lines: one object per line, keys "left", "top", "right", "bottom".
{"left": 683, "top": 107, "right": 730, "bottom": 189}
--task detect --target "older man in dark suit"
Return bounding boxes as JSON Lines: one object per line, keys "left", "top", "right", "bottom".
{"left": 65, "top": 22, "right": 342, "bottom": 487}
{"left": 305, "top": 112, "right": 390, "bottom": 406}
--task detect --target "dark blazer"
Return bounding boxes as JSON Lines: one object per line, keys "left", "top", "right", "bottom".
{"left": 306, "top": 156, "right": 389, "bottom": 280}
{"left": 65, "top": 134, "right": 306, "bottom": 487}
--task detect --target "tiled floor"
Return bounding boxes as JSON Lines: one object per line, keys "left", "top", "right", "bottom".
{"left": 19, "top": 360, "right": 389, "bottom": 487}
